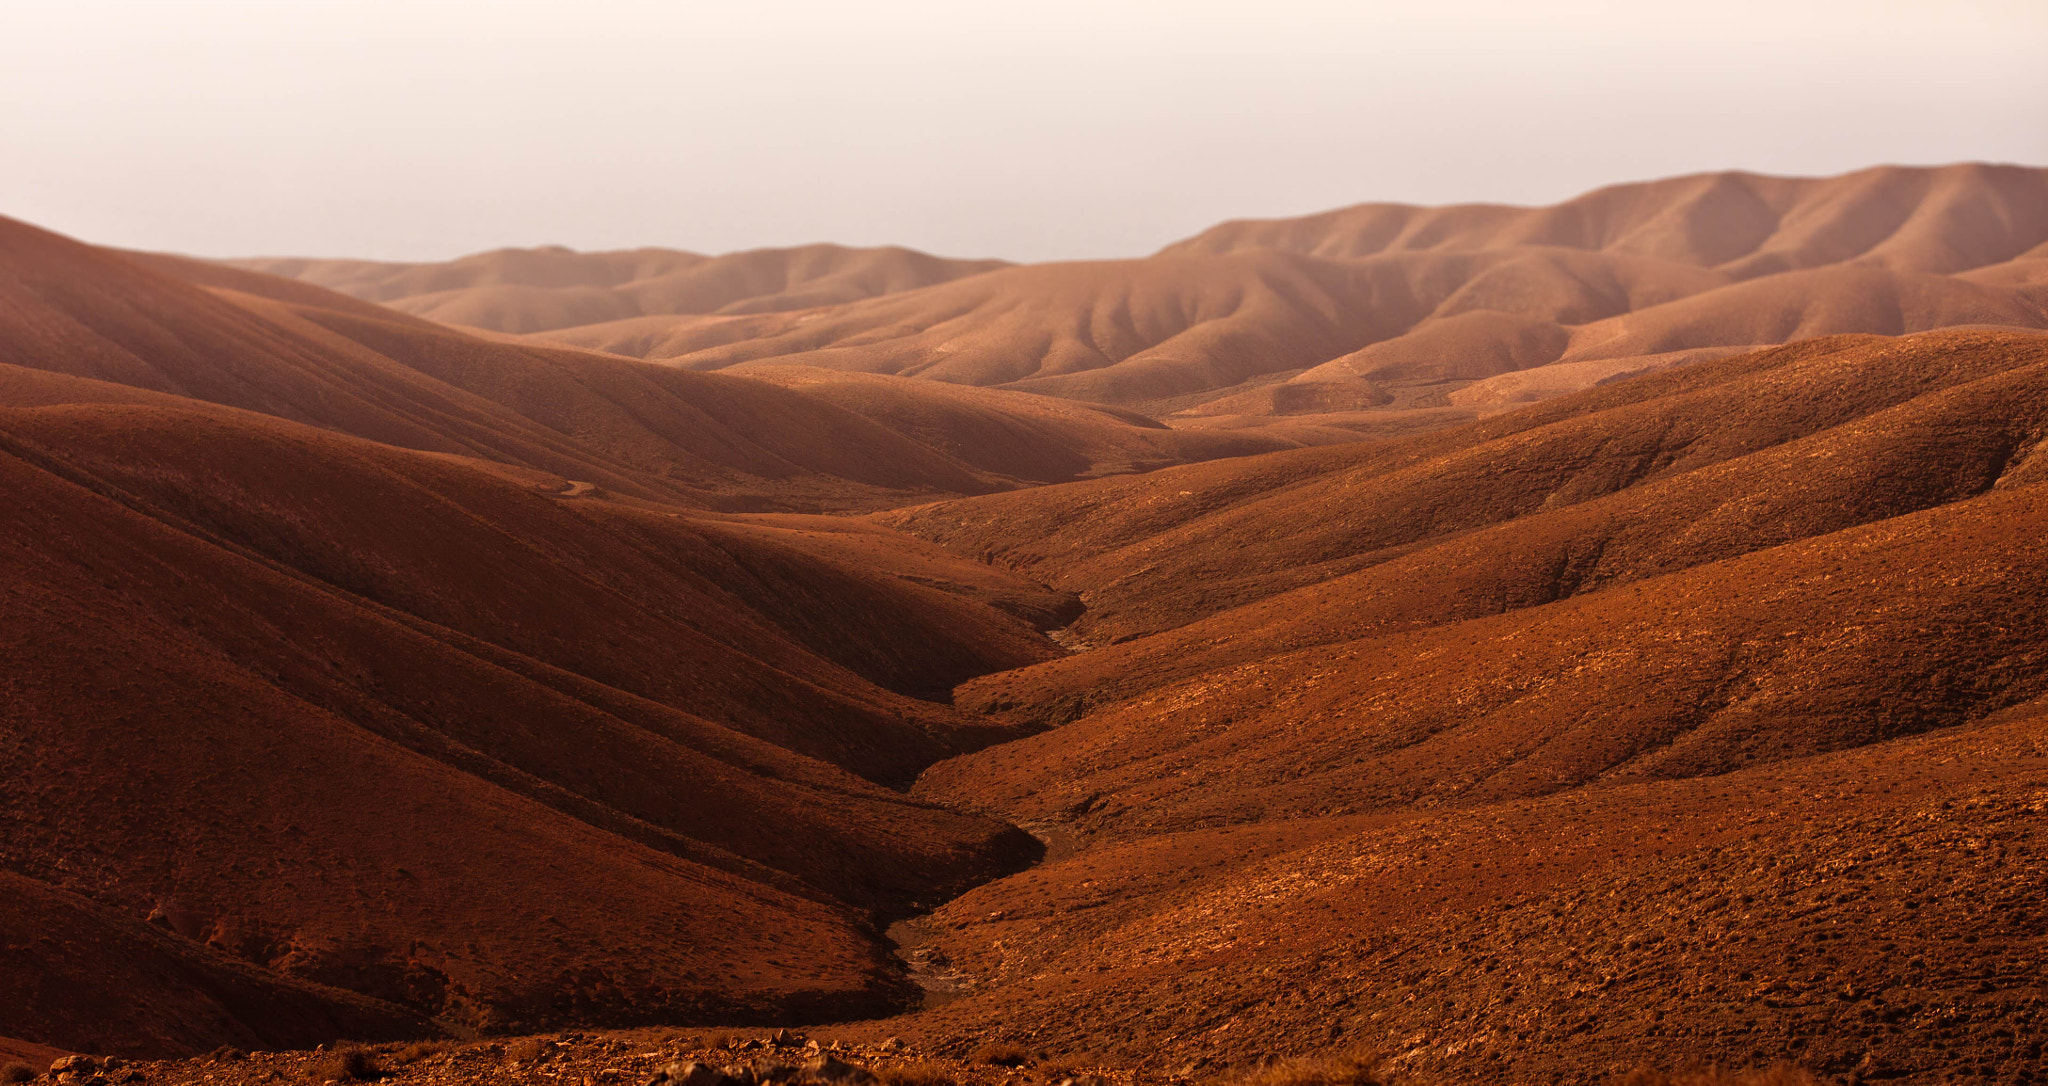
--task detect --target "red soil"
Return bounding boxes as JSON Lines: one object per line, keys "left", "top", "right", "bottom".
{"left": 857, "top": 329, "right": 2048, "bottom": 1081}
{"left": 0, "top": 222, "right": 1102, "bottom": 1050}
{"left": 0, "top": 872, "right": 426, "bottom": 1058}
{"left": 0, "top": 397, "right": 1059, "bottom": 1044}
{"left": 8, "top": 178, "right": 2048, "bottom": 1085}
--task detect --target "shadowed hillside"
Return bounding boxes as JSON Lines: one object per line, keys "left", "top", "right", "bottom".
{"left": 0, "top": 222, "right": 1099, "bottom": 1051}
{"left": 0, "top": 390, "right": 1066, "bottom": 1046}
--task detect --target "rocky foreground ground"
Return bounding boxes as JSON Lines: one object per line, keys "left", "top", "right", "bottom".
{"left": 6, "top": 1031, "right": 1829, "bottom": 1086}
{"left": 14, "top": 1033, "right": 1123, "bottom": 1086}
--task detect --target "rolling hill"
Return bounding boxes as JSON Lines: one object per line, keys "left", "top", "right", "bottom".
{"left": 9, "top": 168, "right": 2048, "bottom": 1084}
{"left": 0, "top": 387, "right": 1067, "bottom": 1047}
{"left": 6, "top": 217, "right": 1287, "bottom": 511}
{"left": 847, "top": 328, "right": 2048, "bottom": 1081}
{"left": 0, "top": 220, "right": 1103, "bottom": 1052}
{"left": 247, "top": 165, "right": 2048, "bottom": 423}
{"left": 226, "top": 244, "right": 1010, "bottom": 334}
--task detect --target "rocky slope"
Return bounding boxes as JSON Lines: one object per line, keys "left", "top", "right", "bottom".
{"left": 860, "top": 329, "right": 2048, "bottom": 1083}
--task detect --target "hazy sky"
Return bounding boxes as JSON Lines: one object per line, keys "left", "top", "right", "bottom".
{"left": 4, "top": 0, "right": 2045, "bottom": 262}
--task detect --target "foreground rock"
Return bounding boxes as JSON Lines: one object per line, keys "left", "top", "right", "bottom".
{"left": 9, "top": 1031, "right": 1838, "bottom": 1086}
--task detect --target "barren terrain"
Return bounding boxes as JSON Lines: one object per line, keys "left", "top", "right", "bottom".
{"left": 6, "top": 166, "right": 2048, "bottom": 1085}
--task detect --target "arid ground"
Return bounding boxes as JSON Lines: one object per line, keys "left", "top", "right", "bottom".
{"left": 5, "top": 164, "right": 2048, "bottom": 1085}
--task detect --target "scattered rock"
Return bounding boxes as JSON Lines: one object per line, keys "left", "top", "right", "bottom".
{"left": 655, "top": 1063, "right": 734, "bottom": 1086}
{"left": 749, "top": 1062, "right": 801, "bottom": 1085}
{"left": 800, "top": 1057, "right": 875, "bottom": 1086}
{"left": 50, "top": 1059, "right": 97, "bottom": 1077}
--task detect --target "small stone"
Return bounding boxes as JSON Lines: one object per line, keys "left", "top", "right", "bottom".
{"left": 662, "top": 1062, "right": 734, "bottom": 1086}
{"left": 803, "top": 1058, "right": 877, "bottom": 1086}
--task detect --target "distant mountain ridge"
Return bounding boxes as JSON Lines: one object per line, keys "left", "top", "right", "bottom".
{"left": 227, "top": 243, "right": 1011, "bottom": 334}
{"left": 1162, "top": 163, "right": 2048, "bottom": 274}
{"left": 240, "top": 164, "right": 2048, "bottom": 425}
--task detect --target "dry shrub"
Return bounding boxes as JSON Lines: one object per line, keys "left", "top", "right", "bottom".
{"left": 1237, "top": 1054, "right": 1386, "bottom": 1086}
{"left": 393, "top": 1042, "right": 450, "bottom": 1066}
{"left": 970, "top": 1043, "right": 1030, "bottom": 1068}
{"left": 504, "top": 1038, "right": 552, "bottom": 1064}
{"left": 1617, "top": 1066, "right": 1819, "bottom": 1086}
{"left": 305, "top": 1047, "right": 384, "bottom": 1083}
{"left": 0, "top": 1064, "right": 34, "bottom": 1085}
{"left": 878, "top": 1062, "right": 956, "bottom": 1086}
